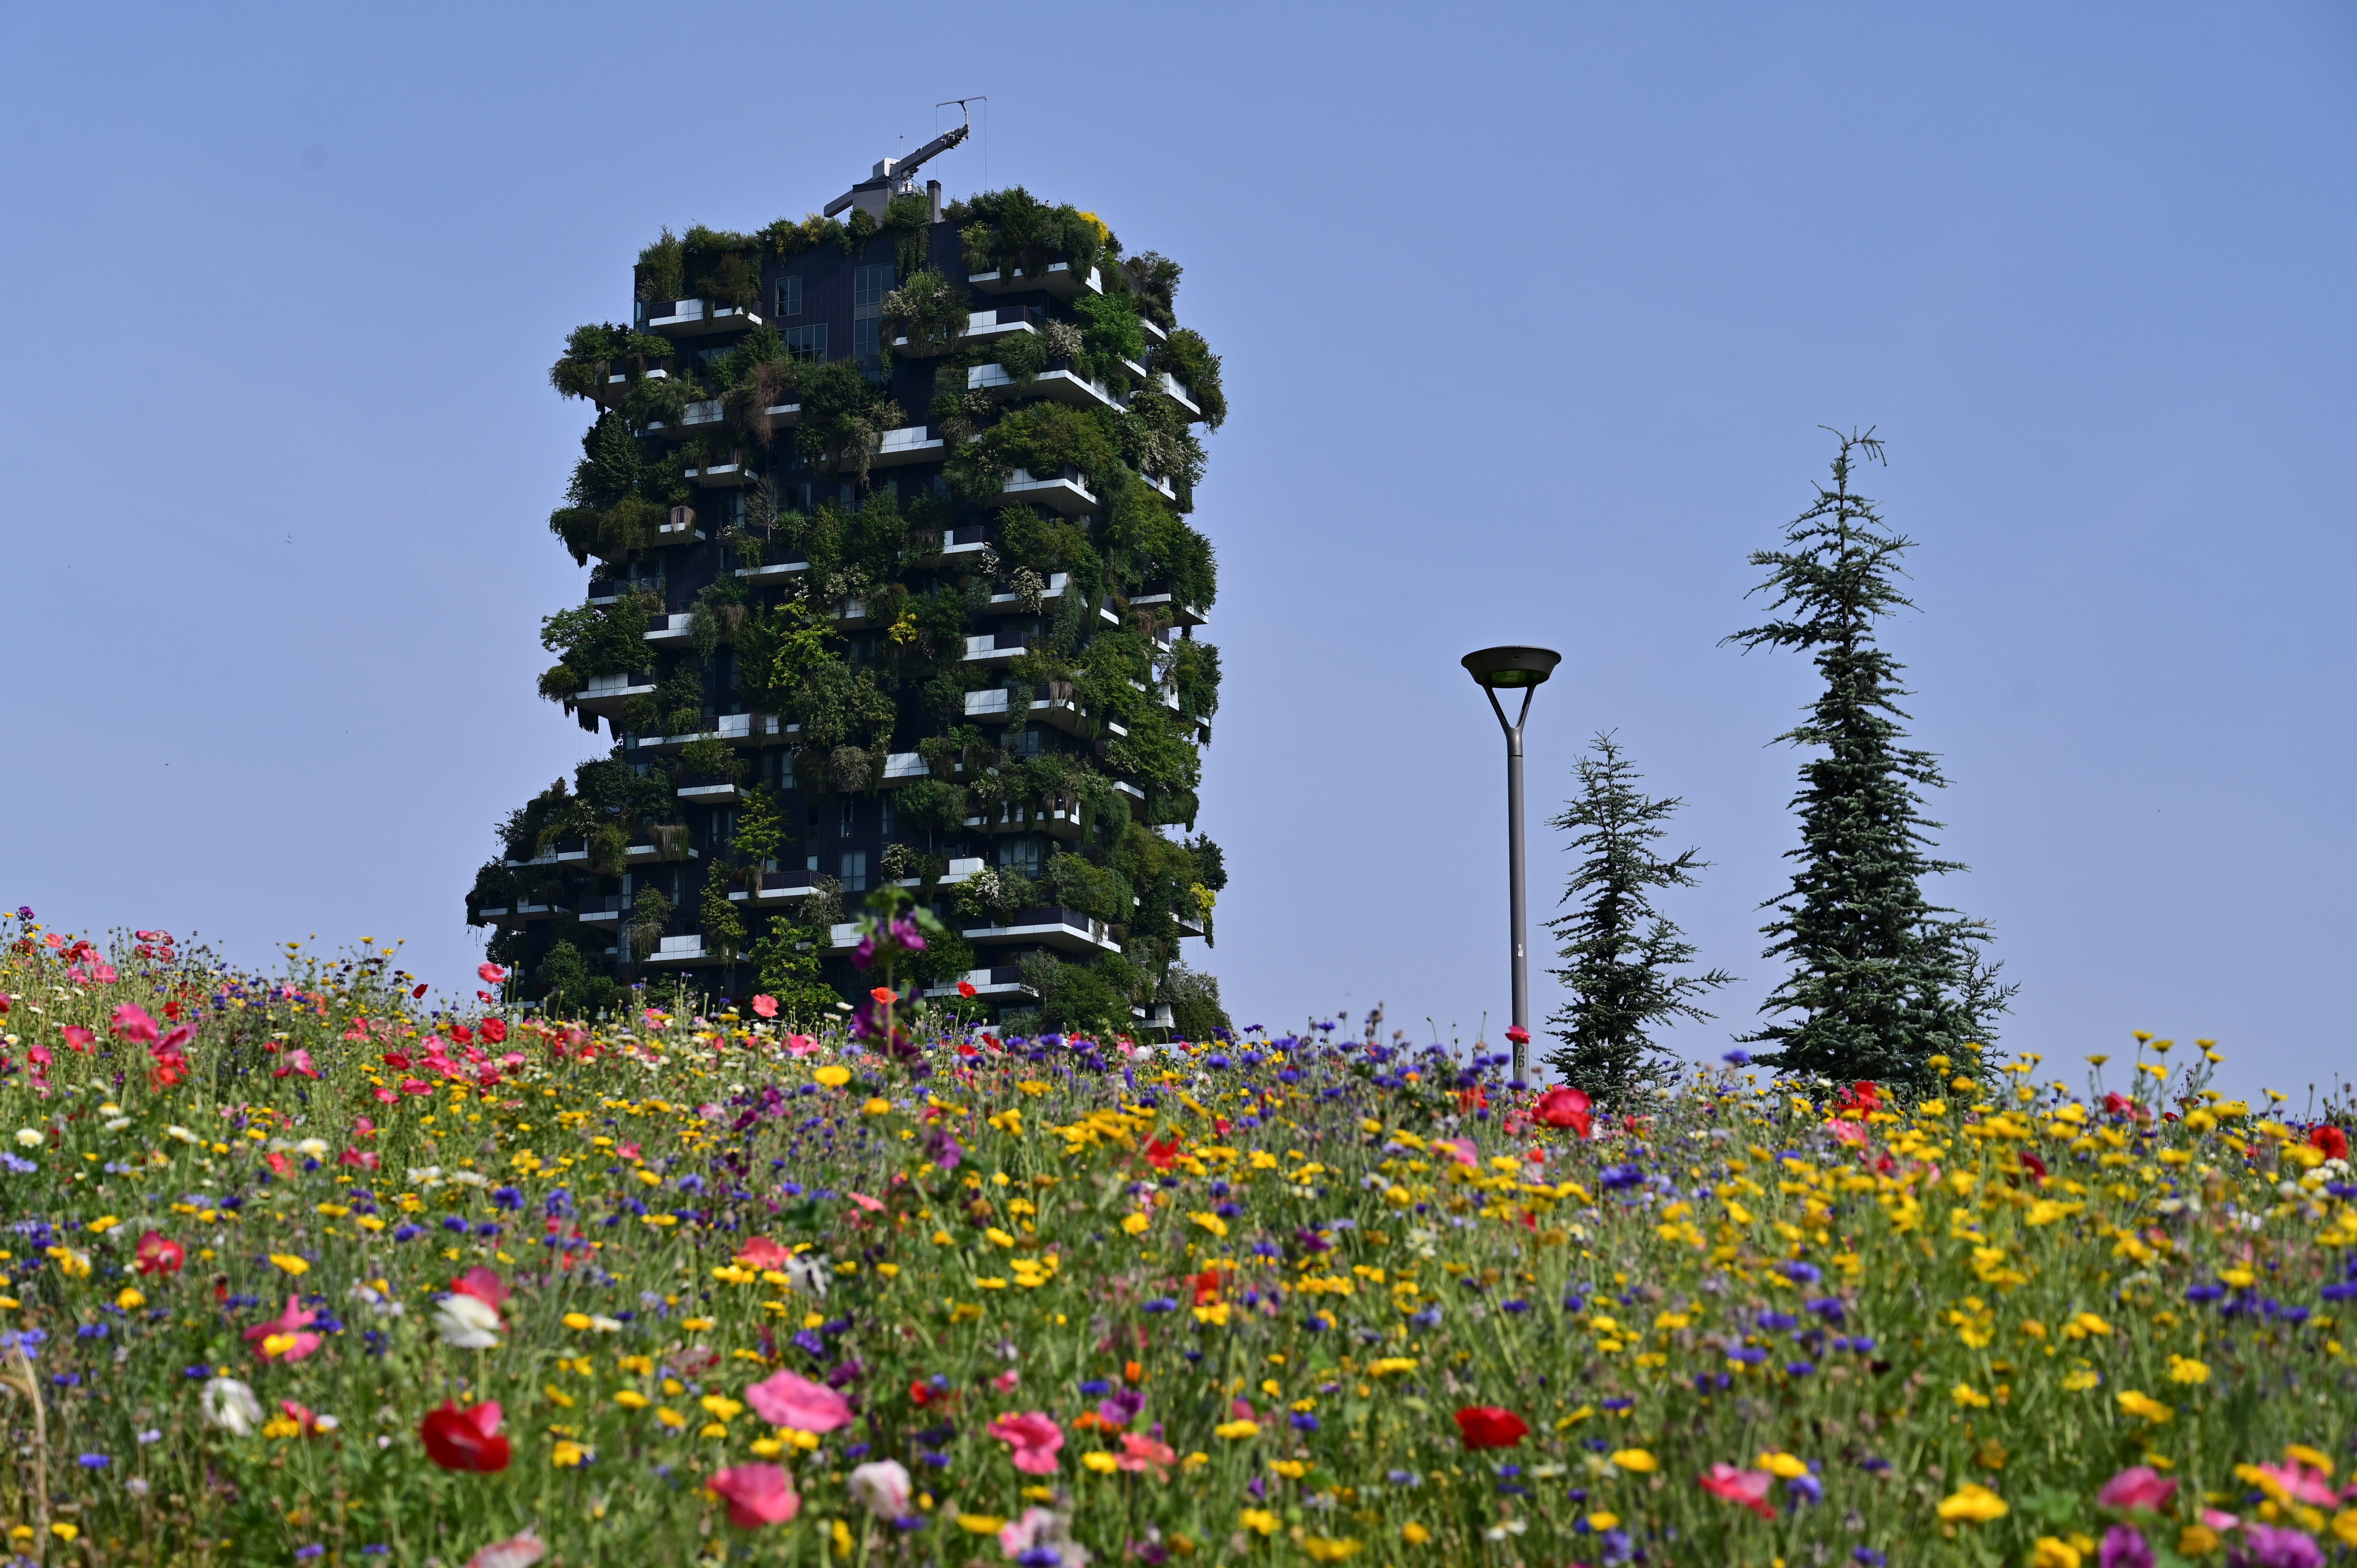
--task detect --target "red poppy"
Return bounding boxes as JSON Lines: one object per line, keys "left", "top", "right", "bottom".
{"left": 479, "top": 1017, "right": 508, "bottom": 1045}
{"left": 1533, "top": 1086, "right": 1594, "bottom": 1138}
{"left": 411, "top": 983, "right": 429, "bottom": 998}
{"left": 1190, "top": 1270, "right": 1227, "bottom": 1307}
{"left": 2104, "top": 1091, "right": 2136, "bottom": 1117}
{"left": 1145, "top": 1136, "right": 1184, "bottom": 1171}
{"left": 2019, "top": 1151, "right": 2048, "bottom": 1182}
{"left": 1454, "top": 1406, "right": 1528, "bottom": 1450}
{"left": 2311, "top": 1125, "right": 2350, "bottom": 1163}
{"left": 450, "top": 1025, "right": 474, "bottom": 1046}
{"left": 1836, "top": 1081, "right": 1882, "bottom": 1116}
{"left": 420, "top": 1400, "right": 509, "bottom": 1472}
{"left": 869, "top": 987, "right": 898, "bottom": 1006}
{"left": 134, "top": 1230, "right": 184, "bottom": 1277}
{"left": 958, "top": 980, "right": 977, "bottom": 998}
{"left": 449, "top": 1267, "right": 511, "bottom": 1309}
{"left": 909, "top": 1379, "right": 937, "bottom": 1407}
{"left": 1504, "top": 1024, "right": 1529, "bottom": 1046}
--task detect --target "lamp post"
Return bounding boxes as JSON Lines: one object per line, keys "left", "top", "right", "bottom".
{"left": 1461, "top": 645, "right": 1563, "bottom": 1085}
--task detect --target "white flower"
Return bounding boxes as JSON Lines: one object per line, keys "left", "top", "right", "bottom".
{"left": 466, "top": 1531, "right": 548, "bottom": 1568}
{"left": 785, "top": 1253, "right": 831, "bottom": 1299}
{"left": 448, "top": 1170, "right": 489, "bottom": 1188}
{"left": 294, "top": 1138, "right": 328, "bottom": 1159}
{"left": 349, "top": 1282, "right": 405, "bottom": 1319}
{"left": 407, "top": 1166, "right": 441, "bottom": 1183}
{"left": 13, "top": 1130, "right": 41, "bottom": 1149}
{"left": 165, "top": 1125, "right": 201, "bottom": 1145}
{"left": 847, "top": 1458, "right": 912, "bottom": 1519}
{"left": 201, "top": 1377, "right": 263, "bottom": 1436}
{"left": 104, "top": 1117, "right": 130, "bottom": 1132}
{"left": 434, "top": 1293, "right": 503, "bottom": 1349}
{"left": 313, "top": 1413, "right": 340, "bottom": 1433}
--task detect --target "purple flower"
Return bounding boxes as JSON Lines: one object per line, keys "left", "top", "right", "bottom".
{"left": 1723, "top": 1049, "right": 1752, "bottom": 1066}
{"left": 2240, "top": 1525, "right": 2323, "bottom": 1568}
{"left": 1096, "top": 1387, "right": 1145, "bottom": 1428}
{"left": 2098, "top": 1526, "right": 2153, "bottom": 1568}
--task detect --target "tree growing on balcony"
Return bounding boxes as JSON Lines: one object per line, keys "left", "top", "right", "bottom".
{"left": 1544, "top": 733, "right": 1731, "bottom": 1106}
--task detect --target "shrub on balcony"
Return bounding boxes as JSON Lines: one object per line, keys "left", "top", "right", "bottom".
{"left": 1121, "top": 251, "right": 1182, "bottom": 331}
{"left": 674, "top": 737, "right": 745, "bottom": 784}
{"left": 882, "top": 269, "right": 970, "bottom": 355}
{"left": 954, "top": 187, "right": 1115, "bottom": 280}
{"left": 1153, "top": 328, "right": 1226, "bottom": 430}
{"left": 946, "top": 403, "right": 1122, "bottom": 501}
{"left": 626, "top": 889, "right": 673, "bottom": 963}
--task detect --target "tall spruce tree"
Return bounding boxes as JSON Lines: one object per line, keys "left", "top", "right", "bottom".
{"left": 1544, "top": 732, "right": 1733, "bottom": 1104}
{"left": 1724, "top": 430, "right": 2012, "bottom": 1090}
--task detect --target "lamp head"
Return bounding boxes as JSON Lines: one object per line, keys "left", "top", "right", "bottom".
{"left": 1461, "top": 646, "right": 1562, "bottom": 689}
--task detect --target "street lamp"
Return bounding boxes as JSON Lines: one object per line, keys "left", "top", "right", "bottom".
{"left": 1461, "top": 645, "right": 1562, "bottom": 1085}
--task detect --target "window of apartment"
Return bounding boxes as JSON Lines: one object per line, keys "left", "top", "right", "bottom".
{"left": 783, "top": 324, "right": 827, "bottom": 362}
{"left": 997, "top": 837, "right": 1042, "bottom": 877}
{"left": 1010, "top": 727, "right": 1044, "bottom": 758}
{"left": 840, "top": 851, "right": 869, "bottom": 893}
{"left": 839, "top": 799, "right": 857, "bottom": 839}
{"left": 879, "top": 796, "right": 897, "bottom": 836}
{"left": 852, "top": 264, "right": 892, "bottom": 381}
{"left": 776, "top": 275, "right": 803, "bottom": 316}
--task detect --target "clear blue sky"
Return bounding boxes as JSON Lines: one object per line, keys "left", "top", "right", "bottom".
{"left": 4, "top": 3, "right": 2352, "bottom": 1101}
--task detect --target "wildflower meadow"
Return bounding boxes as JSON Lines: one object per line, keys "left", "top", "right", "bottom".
{"left": 0, "top": 907, "right": 2353, "bottom": 1568}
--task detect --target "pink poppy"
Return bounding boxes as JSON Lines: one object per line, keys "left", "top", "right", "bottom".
{"left": 478, "top": 962, "right": 507, "bottom": 985}
{"left": 2254, "top": 1461, "right": 2339, "bottom": 1508}
{"left": 709, "top": 1463, "right": 800, "bottom": 1527}
{"left": 60, "top": 1026, "right": 94, "bottom": 1054}
{"left": 2098, "top": 1466, "right": 2178, "bottom": 1511}
{"left": 785, "top": 1034, "right": 821, "bottom": 1057}
{"left": 111, "top": 1003, "right": 159, "bottom": 1045}
{"left": 987, "top": 1411, "right": 1065, "bottom": 1474}
{"left": 1435, "top": 1138, "right": 1480, "bottom": 1168}
{"left": 735, "top": 1236, "right": 791, "bottom": 1271}
{"left": 744, "top": 1369, "right": 853, "bottom": 1434}
{"left": 1828, "top": 1118, "right": 1870, "bottom": 1148}
{"left": 465, "top": 1531, "right": 547, "bottom": 1568}
{"left": 272, "top": 1048, "right": 319, "bottom": 1079}
{"left": 992, "top": 1369, "right": 1021, "bottom": 1394}
{"left": 244, "top": 1296, "right": 324, "bottom": 1362}
{"left": 751, "top": 994, "right": 779, "bottom": 1019}
{"left": 1699, "top": 1462, "right": 1776, "bottom": 1520}
{"left": 848, "top": 1192, "right": 885, "bottom": 1213}
{"left": 1116, "top": 1432, "right": 1177, "bottom": 1474}
{"left": 450, "top": 1267, "right": 511, "bottom": 1309}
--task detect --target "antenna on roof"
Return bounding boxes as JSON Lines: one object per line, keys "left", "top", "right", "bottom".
{"left": 823, "top": 108, "right": 974, "bottom": 221}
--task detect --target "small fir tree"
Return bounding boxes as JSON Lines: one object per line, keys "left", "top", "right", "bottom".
{"left": 1544, "top": 733, "right": 1732, "bottom": 1104}
{"left": 1723, "top": 430, "right": 2013, "bottom": 1089}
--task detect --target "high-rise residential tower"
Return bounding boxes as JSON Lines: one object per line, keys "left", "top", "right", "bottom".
{"left": 469, "top": 140, "right": 1229, "bottom": 1037}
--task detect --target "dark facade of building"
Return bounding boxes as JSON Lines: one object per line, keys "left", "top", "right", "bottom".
{"left": 469, "top": 158, "right": 1228, "bottom": 1034}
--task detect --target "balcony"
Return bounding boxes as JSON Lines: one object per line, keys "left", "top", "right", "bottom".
{"left": 763, "top": 401, "right": 800, "bottom": 427}
{"left": 503, "top": 841, "right": 589, "bottom": 871}
{"left": 977, "top": 570, "right": 1069, "bottom": 614}
{"left": 644, "top": 934, "right": 723, "bottom": 966}
{"left": 643, "top": 612, "right": 694, "bottom": 647}
{"left": 1139, "top": 318, "right": 1169, "bottom": 348}
{"left": 625, "top": 827, "right": 696, "bottom": 864}
{"left": 870, "top": 424, "right": 945, "bottom": 468}
{"left": 880, "top": 751, "right": 930, "bottom": 786}
{"left": 923, "top": 964, "right": 1038, "bottom": 1001}
{"left": 835, "top": 598, "right": 875, "bottom": 629}
{"left": 941, "top": 856, "right": 987, "bottom": 885}
{"left": 965, "top": 261, "right": 1102, "bottom": 300}
{"left": 961, "top": 630, "right": 1028, "bottom": 665}
{"left": 1125, "top": 592, "right": 1207, "bottom": 628}
{"left": 963, "top": 796, "right": 1083, "bottom": 841}
{"left": 1149, "top": 373, "right": 1201, "bottom": 419}
{"left": 625, "top": 712, "right": 792, "bottom": 753}
{"left": 677, "top": 780, "right": 739, "bottom": 805}
{"left": 1138, "top": 471, "right": 1178, "bottom": 503}
{"left": 963, "top": 363, "right": 1122, "bottom": 414}
{"left": 684, "top": 452, "right": 751, "bottom": 487}
{"left": 655, "top": 505, "right": 701, "bottom": 544}
{"left": 735, "top": 557, "right": 809, "bottom": 588}
{"left": 987, "top": 466, "right": 1097, "bottom": 517}
{"left": 963, "top": 686, "right": 1088, "bottom": 736}
{"left": 578, "top": 895, "right": 626, "bottom": 925}
{"left": 597, "top": 366, "right": 668, "bottom": 407}
{"left": 943, "top": 523, "right": 989, "bottom": 560}
{"left": 646, "top": 398, "right": 727, "bottom": 441}
{"left": 1132, "top": 1003, "right": 1177, "bottom": 1030}
{"left": 961, "top": 906, "right": 1121, "bottom": 957}
{"left": 573, "top": 671, "right": 657, "bottom": 715}
{"left": 639, "top": 298, "right": 764, "bottom": 339}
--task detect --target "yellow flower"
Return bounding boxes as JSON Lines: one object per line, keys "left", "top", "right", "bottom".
{"left": 552, "top": 1441, "right": 590, "bottom": 1468}
{"left": 700, "top": 1395, "right": 742, "bottom": 1421}
{"left": 2063, "top": 1369, "right": 2102, "bottom": 1392}
{"left": 116, "top": 1287, "right": 145, "bottom": 1311}
{"left": 2330, "top": 1511, "right": 2357, "bottom": 1549}
{"left": 87, "top": 1216, "right": 120, "bottom": 1234}
{"left": 2167, "top": 1355, "right": 2210, "bottom": 1385}
{"left": 1189, "top": 1211, "right": 1228, "bottom": 1238}
{"left": 1936, "top": 1483, "right": 2008, "bottom": 1523}
{"left": 615, "top": 1390, "right": 650, "bottom": 1409}
{"left": 1082, "top": 1451, "right": 1120, "bottom": 1473}
{"left": 1368, "top": 1357, "right": 1418, "bottom": 1376}
{"left": 1120, "top": 1213, "right": 1150, "bottom": 1235}
{"left": 958, "top": 1515, "right": 1006, "bottom": 1534}
{"left": 269, "top": 1253, "right": 310, "bottom": 1276}
{"left": 656, "top": 1406, "right": 687, "bottom": 1428}
{"left": 1193, "top": 1301, "right": 1230, "bottom": 1326}
{"left": 2179, "top": 1526, "right": 2222, "bottom": 1557}
{"left": 1214, "top": 1419, "right": 1260, "bottom": 1440}
{"left": 814, "top": 1066, "right": 851, "bottom": 1088}
{"left": 2031, "top": 1537, "right": 2084, "bottom": 1568}
{"left": 1587, "top": 1513, "right": 1622, "bottom": 1531}
{"left": 563, "top": 1312, "right": 593, "bottom": 1331}
{"left": 862, "top": 1097, "right": 893, "bottom": 1116}
{"left": 2285, "top": 1444, "right": 2334, "bottom": 1476}
{"left": 1952, "top": 1383, "right": 1992, "bottom": 1409}
{"left": 1239, "top": 1508, "right": 1280, "bottom": 1536}
{"left": 1402, "top": 1522, "right": 1431, "bottom": 1545}
{"left": 1754, "top": 1451, "right": 1808, "bottom": 1479}
{"left": 1302, "top": 1539, "right": 1362, "bottom": 1562}
{"left": 543, "top": 1384, "right": 575, "bottom": 1409}
{"left": 49, "top": 1524, "right": 77, "bottom": 1543}
{"left": 2116, "top": 1390, "right": 2175, "bottom": 1424}
{"left": 1610, "top": 1448, "right": 1659, "bottom": 1473}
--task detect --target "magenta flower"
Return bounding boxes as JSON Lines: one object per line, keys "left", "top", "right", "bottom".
{"left": 111, "top": 1003, "right": 159, "bottom": 1045}
{"left": 2098, "top": 1526, "right": 2153, "bottom": 1568}
{"left": 988, "top": 1411, "right": 1065, "bottom": 1474}
{"left": 744, "top": 1369, "right": 853, "bottom": 1434}
{"left": 708, "top": 1463, "right": 799, "bottom": 1528}
{"left": 2097, "top": 1466, "right": 2177, "bottom": 1512}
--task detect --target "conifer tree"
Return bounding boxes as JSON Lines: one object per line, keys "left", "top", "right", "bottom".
{"left": 1544, "top": 733, "right": 1732, "bottom": 1104}
{"left": 1723, "top": 430, "right": 2012, "bottom": 1089}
